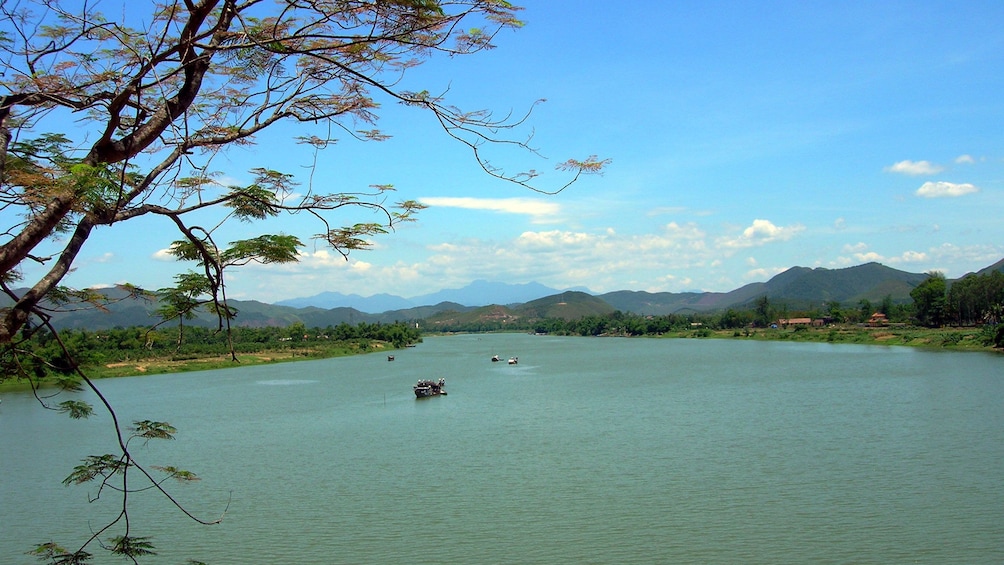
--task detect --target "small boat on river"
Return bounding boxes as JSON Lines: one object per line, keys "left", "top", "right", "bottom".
{"left": 491, "top": 354, "right": 500, "bottom": 362}
{"left": 508, "top": 357, "right": 518, "bottom": 365}
{"left": 414, "top": 378, "right": 447, "bottom": 398}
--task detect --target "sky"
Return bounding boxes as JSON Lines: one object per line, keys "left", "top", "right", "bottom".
{"left": 13, "top": 1, "right": 1004, "bottom": 303}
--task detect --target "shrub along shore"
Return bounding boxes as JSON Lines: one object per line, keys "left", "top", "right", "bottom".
{"left": 666, "top": 324, "right": 997, "bottom": 351}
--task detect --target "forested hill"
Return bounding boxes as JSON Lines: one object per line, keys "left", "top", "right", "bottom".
{"left": 4, "top": 259, "right": 1002, "bottom": 330}
{"left": 597, "top": 262, "right": 930, "bottom": 315}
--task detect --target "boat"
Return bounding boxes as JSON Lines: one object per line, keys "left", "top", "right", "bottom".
{"left": 508, "top": 357, "right": 518, "bottom": 365}
{"left": 387, "top": 355, "right": 395, "bottom": 361}
{"left": 491, "top": 354, "right": 500, "bottom": 362}
{"left": 414, "top": 378, "right": 447, "bottom": 398}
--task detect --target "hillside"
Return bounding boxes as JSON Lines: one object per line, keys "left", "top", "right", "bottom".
{"left": 420, "top": 292, "right": 615, "bottom": 330}
{"left": 748, "top": 262, "right": 927, "bottom": 306}
{"left": 4, "top": 258, "right": 1001, "bottom": 330}
{"left": 601, "top": 262, "right": 930, "bottom": 314}
{"left": 975, "top": 257, "right": 1004, "bottom": 277}
{"left": 422, "top": 304, "right": 522, "bottom": 330}
{"left": 514, "top": 291, "right": 616, "bottom": 320}
{"left": 598, "top": 290, "right": 718, "bottom": 315}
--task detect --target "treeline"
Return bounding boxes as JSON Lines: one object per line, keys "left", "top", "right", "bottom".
{"left": 912, "top": 271, "right": 1004, "bottom": 328}
{"left": 20, "top": 321, "right": 422, "bottom": 370}
{"left": 13, "top": 272, "right": 1002, "bottom": 376}
{"left": 428, "top": 300, "right": 911, "bottom": 337}
{"left": 426, "top": 287, "right": 1002, "bottom": 348}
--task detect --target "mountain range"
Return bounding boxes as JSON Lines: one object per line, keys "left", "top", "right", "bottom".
{"left": 274, "top": 280, "right": 574, "bottom": 312}
{"left": 6, "top": 258, "right": 1003, "bottom": 331}
{"left": 276, "top": 259, "right": 1004, "bottom": 314}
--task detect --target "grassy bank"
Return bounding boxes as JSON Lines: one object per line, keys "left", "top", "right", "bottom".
{"left": 0, "top": 341, "right": 397, "bottom": 392}
{"left": 674, "top": 324, "right": 1000, "bottom": 352}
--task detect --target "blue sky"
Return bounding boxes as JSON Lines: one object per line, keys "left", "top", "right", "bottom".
{"left": 19, "top": 1, "right": 1004, "bottom": 303}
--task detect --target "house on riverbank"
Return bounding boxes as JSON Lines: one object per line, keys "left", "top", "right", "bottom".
{"left": 776, "top": 317, "right": 824, "bottom": 327}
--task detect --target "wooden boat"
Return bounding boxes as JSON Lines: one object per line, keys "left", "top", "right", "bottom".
{"left": 414, "top": 378, "right": 447, "bottom": 398}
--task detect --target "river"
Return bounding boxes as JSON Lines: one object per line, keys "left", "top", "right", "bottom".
{"left": 2, "top": 334, "right": 1002, "bottom": 564}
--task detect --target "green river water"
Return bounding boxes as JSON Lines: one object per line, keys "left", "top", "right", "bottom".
{"left": 2, "top": 334, "right": 1002, "bottom": 564}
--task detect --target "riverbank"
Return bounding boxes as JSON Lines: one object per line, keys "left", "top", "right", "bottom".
{"left": 671, "top": 324, "right": 1000, "bottom": 352}
{"left": 3, "top": 325, "right": 997, "bottom": 393}
{"left": 0, "top": 341, "right": 397, "bottom": 392}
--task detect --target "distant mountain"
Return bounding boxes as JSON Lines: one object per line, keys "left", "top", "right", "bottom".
{"left": 8, "top": 258, "right": 1003, "bottom": 330}
{"left": 600, "top": 290, "right": 725, "bottom": 315}
{"left": 600, "top": 262, "right": 931, "bottom": 314}
{"left": 275, "top": 291, "right": 414, "bottom": 313}
{"left": 410, "top": 280, "right": 568, "bottom": 307}
{"left": 752, "top": 262, "right": 927, "bottom": 305}
{"left": 513, "top": 291, "right": 615, "bottom": 320}
{"left": 378, "top": 301, "right": 474, "bottom": 322}
{"left": 421, "top": 292, "right": 616, "bottom": 329}
{"left": 276, "top": 279, "right": 572, "bottom": 311}
{"left": 975, "top": 257, "right": 1004, "bottom": 277}
{"left": 422, "top": 304, "right": 519, "bottom": 329}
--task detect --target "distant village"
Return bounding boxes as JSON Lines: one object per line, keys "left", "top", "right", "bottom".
{"left": 773, "top": 312, "right": 889, "bottom": 329}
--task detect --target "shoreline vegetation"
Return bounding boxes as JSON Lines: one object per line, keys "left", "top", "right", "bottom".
{"left": 0, "top": 339, "right": 402, "bottom": 393}
{"left": 1, "top": 321, "right": 423, "bottom": 392}
{"left": 674, "top": 324, "right": 998, "bottom": 351}
{"left": 2, "top": 324, "right": 998, "bottom": 393}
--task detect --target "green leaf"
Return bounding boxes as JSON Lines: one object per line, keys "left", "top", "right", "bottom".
{"left": 63, "top": 454, "right": 126, "bottom": 485}
{"left": 167, "top": 239, "right": 212, "bottom": 263}
{"left": 224, "top": 184, "right": 281, "bottom": 221}
{"left": 152, "top": 465, "right": 201, "bottom": 482}
{"left": 131, "top": 420, "right": 177, "bottom": 441}
{"left": 57, "top": 400, "right": 94, "bottom": 419}
{"left": 319, "top": 223, "right": 388, "bottom": 252}
{"left": 109, "top": 536, "right": 156, "bottom": 557}
{"left": 221, "top": 234, "right": 302, "bottom": 265}
{"left": 28, "top": 542, "right": 92, "bottom": 564}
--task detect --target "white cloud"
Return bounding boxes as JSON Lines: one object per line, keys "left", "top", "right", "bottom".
{"left": 926, "top": 242, "right": 1004, "bottom": 265}
{"left": 663, "top": 221, "right": 704, "bottom": 238}
{"left": 428, "top": 242, "right": 462, "bottom": 252}
{"left": 837, "top": 242, "right": 886, "bottom": 264}
{"left": 892, "top": 251, "right": 928, "bottom": 263}
{"left": 854, "top": 251, "right": 885, "bottom": 263}
{"left": 915, "top": 181, "right": 979, "bottom": 198}
{"left": 885, "top": 160, "right": 944, "bottom": 175}
{"left": 516, "top": 230, "right": 594, "bottom": 249}
{"left": 350, "top": 260, "right": 372, "bottom": 273}
{"left": 296, "top": 249, "right": 350, "bottom": 268}
{"left": 152, "top": 248, "right": 175, "bottom": 261}
{"left": 420, "top": 197, "right": 561, "bottom": 219}
{"left": 220, "top": 213, "right": 998, "bottom": 302}
{"left": 717, "top": 219, "right": 805, "bottom": 250}
{"left": 744, "top": 266, "right": 788, "bottom": 280}
{"left": 955, "top": 154, "right": 976, "bottom": 165}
